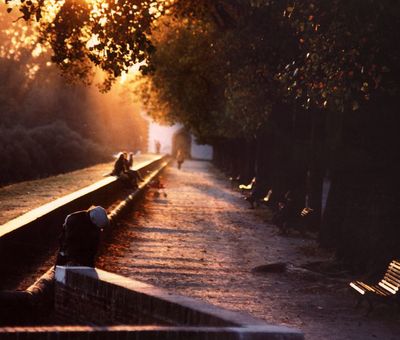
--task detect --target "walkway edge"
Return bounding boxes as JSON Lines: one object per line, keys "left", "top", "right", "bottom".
{"left": 0, "top": 155, "right": 169, "bottom": 275}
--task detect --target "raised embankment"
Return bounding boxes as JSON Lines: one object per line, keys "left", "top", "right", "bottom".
{"left": 0, "top": 155, "right": 303, "bottom": 339}
{"left": 0, "top": 155, "right": 168, "bottom": 278}
{"left": 0, "top": 155, "right": 168, "bottom": 319}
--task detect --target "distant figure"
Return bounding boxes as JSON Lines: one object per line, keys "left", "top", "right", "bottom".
{"left": 56, "top": 206, "right": 109, "bottom": 267}
{"left": 155, "top": 140, "right": 161, "bottom": 154}
{"left": 176, "top": 149, "right": 185, "bottom": 169}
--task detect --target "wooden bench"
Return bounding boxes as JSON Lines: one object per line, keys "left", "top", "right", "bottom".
{"left": 349, "top": 260, "right": 400, "bottom": 314}
{"left": 239, "top": 177, "right": 256, "bottom": 193}
{"left": 262, "top": 189, "right": 273, "bottom": 205}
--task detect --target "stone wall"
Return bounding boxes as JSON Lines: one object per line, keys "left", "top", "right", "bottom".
{"left": 0, "top": 267, "right": 303, "bottom": 339}
{"left": 54, "top": 267, "right": 240, "bottom": 327}
{"left": 0, "top": 155, "right": 167, "bottom": 276}
{"left": 50, "top": 266, "right": 303, "bottom": 339}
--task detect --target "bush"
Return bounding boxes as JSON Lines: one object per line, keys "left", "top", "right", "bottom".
{"left": 0, "top": 121, "right": 110, "bottom": 186}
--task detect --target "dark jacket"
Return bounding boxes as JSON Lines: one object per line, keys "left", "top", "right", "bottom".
{"left": 111, "top": 156, "right": 127, "bottom": 176}
{"left": 56, "top": 210, "right": 100, "bottom": 267}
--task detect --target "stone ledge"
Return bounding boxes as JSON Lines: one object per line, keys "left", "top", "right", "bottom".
{"left": 0, "top": 155, "right": 167, "bottom": 273}
{"left": 51, "top": 266, "right": 303, "bottom": 339}
{"left": 0, "top": 176, "right": 116, "bottom": 239}
{"left": 0, "top": 155, "right": 164, "bottom": 239}
{"left": 0, "top": 325, "right": 303, "bottom": 340}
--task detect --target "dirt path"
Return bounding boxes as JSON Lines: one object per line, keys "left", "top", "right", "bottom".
{"left": 98, "top": 160, "right": 400, "bottom": 340}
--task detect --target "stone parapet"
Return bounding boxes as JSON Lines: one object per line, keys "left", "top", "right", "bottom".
{"left": 48, "top": 266, "right": 303, "bottom": 339}
{"left": 0, "top": 155, "right": 168, "bottom": 275}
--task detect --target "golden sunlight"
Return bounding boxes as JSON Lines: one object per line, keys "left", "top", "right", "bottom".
{"left": 0, "top": 0, "right": 64, "bottom": 62}
{"left": 119, "top": 61, "right": 146, "bottom": 84}
{"left": 86, "top": 33, "right": 101, "bottom": 49}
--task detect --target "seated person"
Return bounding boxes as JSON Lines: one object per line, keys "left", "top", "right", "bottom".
{"left": 110, "top": 152, "right": 128, "bottom": 176}
{"left": 110, "top": 152, "right": 143, "bottom": 188}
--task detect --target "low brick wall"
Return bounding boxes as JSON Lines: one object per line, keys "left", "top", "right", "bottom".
{"left": 48, "top": 267, "right": 303, "bottom": 339}
{"left": 0, "top": 258, "right": 303, "bottom": 339}
{"left": 0, "top": 325, "right": 303, "bottom": 340}
{"left": 54, "top": 267, "right": 240, "bottom": 326}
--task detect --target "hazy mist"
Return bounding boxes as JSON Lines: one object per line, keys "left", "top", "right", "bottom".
{"left": 0, "top": 8, "right": 148, "bottom": 185}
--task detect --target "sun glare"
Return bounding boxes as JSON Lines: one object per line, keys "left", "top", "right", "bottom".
{"left": 86, "top": 33, "right": 101, "bottom": 49}
{"left": 1, "top": 0, "right": 174, "bottom": 82}
{"left": 119, "top": 61, "right": 146, "bottom": 84}
{"left": 0, "top": 0, "right": 65, "bottom": 62}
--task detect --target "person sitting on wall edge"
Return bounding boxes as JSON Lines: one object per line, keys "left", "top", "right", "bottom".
{"left": 109, "top": 151, "right": 143, "bottom": 189}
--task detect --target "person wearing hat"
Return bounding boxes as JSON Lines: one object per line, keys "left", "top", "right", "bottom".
{"left": 56, "top": 206, "right": 109, "bottom": 267}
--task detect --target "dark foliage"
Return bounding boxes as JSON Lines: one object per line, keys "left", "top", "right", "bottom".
{"left": 0, "top": 121, "right": 108, "bottom": 185}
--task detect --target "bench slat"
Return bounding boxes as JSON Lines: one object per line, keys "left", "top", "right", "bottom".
{"left": 388, "top": 263, "right": 400, "bottom": 274}
{"left": 372, "top": 284, "right": 392, "bottom": 296}
{"left": 350, "top": 281, "right": 391, "bottom": 296}
{"left": 349, "top": 260, "right": 400, "bottom": 314}
{"left": 378, "top": 281, "right": 398, "bottom": 295}
{"left": 380, "top": 278, "right": 397, "bottom": 289}
{"left": 383, "top": 273, "right": 400, "bottom": 287}
{"left": 387, "top": 264, "right": 400, "bottom": 274}
{"left": 388, "top": 269, "right": 400, "bottom": 279}
{"left": 385, "top": 269, "right": 400, "bottom": 281}
{"left": 392, "top": 262, "right": 400, "bottom": 270}
{"left": 390, "top": 260, "right": 400, "bottom": 269}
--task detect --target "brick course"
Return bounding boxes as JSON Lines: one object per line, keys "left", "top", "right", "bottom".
{"left": 49, "top": 267, "right": 302, "bottom": 339}
{"left": 0, "top": 267, "right": 303, "bottom": 339}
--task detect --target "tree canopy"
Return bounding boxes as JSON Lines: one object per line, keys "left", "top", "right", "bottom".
{"left": 5, "top": 0, "right": 400, "bottom": 128}
{"left": 138, "top": 3, "right": 299, "bottom": 142}
{"left": 6, "top": 0, "right": 400, "bottom": 109}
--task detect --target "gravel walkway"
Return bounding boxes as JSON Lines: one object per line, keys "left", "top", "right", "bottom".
{"left": 98, "top": 160, "right": 400, "bottom": 340}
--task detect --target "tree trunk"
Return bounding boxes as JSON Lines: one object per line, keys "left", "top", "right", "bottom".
{"left": 320, "top": 96, "right": 400, "bottom": 273}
